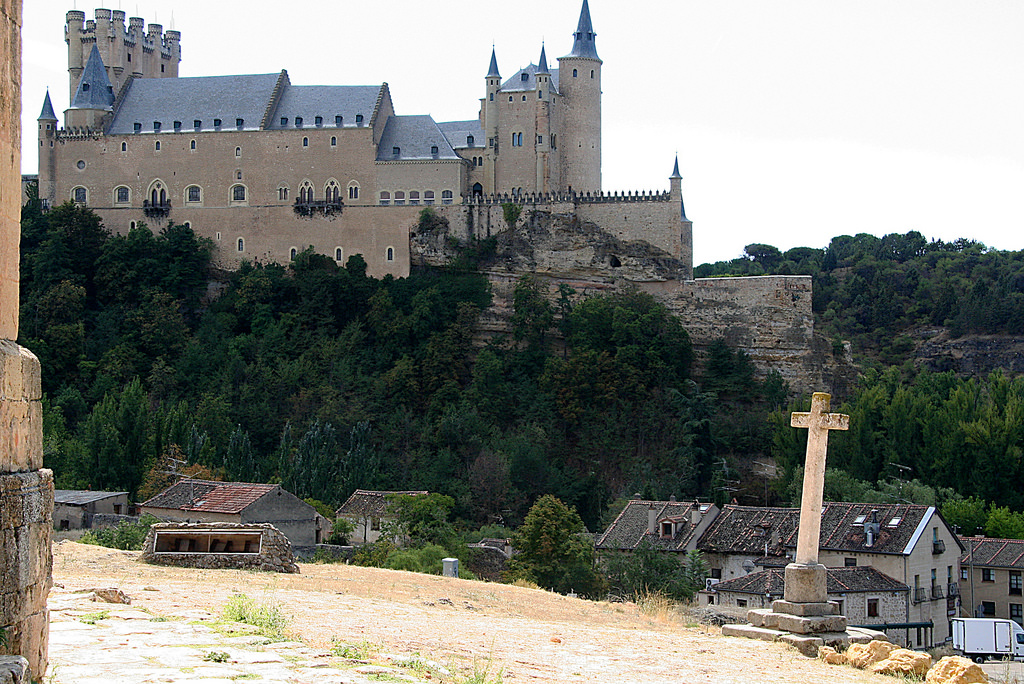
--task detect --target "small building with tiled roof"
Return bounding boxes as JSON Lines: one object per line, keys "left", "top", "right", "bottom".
{"left": 697, "top": 502, "right": 964, "bottom": 647}
{"left": 959, "top": 536, "right": 1024, "bottom": 625}
{"left": 706, "top": 566, "right": 909, "bottom": 636}
{"left": 595, "top": 499, "right": 719, "bottom": 557}
{"left": 54, "top": 490, "right": 129, "bottom": 530}
{"left": 139, "top": 479, "right": 322, "bottom": 552}
{"left": 335, "top": 490, "right": 429, "bottom": 545}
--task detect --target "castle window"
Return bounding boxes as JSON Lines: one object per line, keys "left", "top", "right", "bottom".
{"left": 194, "top": 120, "right": 201, "bottom": 130}
{"left": 393, "top": 146, "right": 400, "bottom": 157}
{"left": 235, "top": 147, "right": 241, "bottom": 157}
{"left": 299, "top": 182, "right": 314, "bottom": 203}
{"left": 355, "top": 114, "right": 363, "bottom": 124}
{"left": 77, "top": 160, "right": 86, "bottom": 170}
{"left": 441, "top": 190, "right": 453, "bottom": 205}
{"left": 236, "top": 118, "right": 244, "bottom": 129}
{"left": 430, "top": 145, "right": 439, "bottom": 155}
{"left": 551, "top": 134, "right": 556, "bottom": 149}
{"left": 231, "top": 185, "right": 246, "bottom": 202}
{"left": 130, "top": 221, "right": 136, "bottom": 230}
{"left": 127, "top": 53, "right": 131, "bottom": 63}
{"left": 115, "top": 186, "right": 130, "bottom": 203}
{"left": 522, "top": 95, "right": 527, "bottom": 101}
{"left": 295, "top": 117, "right": 303, "bottom": 127}
{"left": 302, "top": 137, "right": 309, "bottom": 147}
{"left": 521, "top": 73, "right": 528, "bottom": 82}
{"left": 394, "top": 191, "right": 405, "bottom": 205}
{"left": 335, "top": 247, "right": 343, "bottom": 262}
{"left": 386, "top": 247, "right": 394, "bottom": 262}
{"left": 489, "top": 93, "right": 493, "bottom": 101}
{"left": 134, "top": 122, "right": 142, "bottom": 133}
{"left": 348, "top": 183, "right": 359, "bottom": 200}
{"left": 121, "top": 141, "right": 127, "bottom": 152}
{"left": 278, "top": 186, "right": 289, "bottom": 201}
{"left": 281, "top": 117, "right": 288, "bottom": 126}
{"left": 236, "top": 170, "right": 242, "bottom": 180}
{"left": 508, "top": 95, "right": 513, "bottom": 102}
{"left": 409, "top": 191, "right": 420, "bottom": 205}
{"left": 467, "top": 135, "right": 474, "bottom": 146}
{"left": 325, "top": 180, "right": 340, "bottom": 202}
{"left": 315, "top": 116, "right": 323, "bottom": 127}
{"left": 161, "top": 64, "right": 165, "bottom": 73}
{"left": 82, "top": 83, "right": 90, "bottom": 92}
{"left": 183, "top": 222, "right": 191, "bottom": 229}
{"left": 331, "top": 136, "right": 337, "bottom": 147}
{"left": 290, "top": 247, "right": 297, "bottom": 260}
{"left": 424, "top": 190, "right": 435, "bottom": 205}
{"left": 237, "top": 238, "right": 244, "bottom": 252}
{"left": 538, "top": 135, "right": 543, "bottom": 144}
{"left": 173, "top": 121, "right": 181, "bottom": 132}
{"left": 591, "top": 70, "right": 595, "bottom": 78}
{"left": 186, "top": 185, "right": 201, "bottom": 203}
{"left": 214, "top": 119, "right": 222, "bottom": 128}
{"left": 73, "top": 186, "right": 87, "bottom": 204}
{"left": 379, "top": 191, "right": 390, "bottom": 206}
{"left": 155, "top": 141, "right": 161, "bottom": 151}
{"left": 335, "top": 115, "right": 343, "bottom": 126}
{"left": 573, "top": 69, "right": 578, "bottom": 77}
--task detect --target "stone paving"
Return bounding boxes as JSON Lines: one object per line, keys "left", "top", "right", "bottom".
{"left": 45, "top": 589, "right": 443, "bottom": 684}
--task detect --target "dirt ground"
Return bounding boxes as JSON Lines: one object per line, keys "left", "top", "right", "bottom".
{"left": 51, "top": 541, "right": 899, "bottom": 684}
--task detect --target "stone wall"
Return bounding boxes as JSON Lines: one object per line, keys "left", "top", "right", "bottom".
{"left": 140, "top": 522, "right": 299, "bottom": 573}
{"left": 1, "top": 1, "right": 52, "bottom": 680}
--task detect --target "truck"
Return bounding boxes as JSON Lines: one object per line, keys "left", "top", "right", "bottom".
{"left": 951, "top": 617, "right": 1024, "bottom": 662}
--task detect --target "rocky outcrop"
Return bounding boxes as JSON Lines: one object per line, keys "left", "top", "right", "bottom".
{"left": 915, "top": 329, "right": 1024, "bottom": 377}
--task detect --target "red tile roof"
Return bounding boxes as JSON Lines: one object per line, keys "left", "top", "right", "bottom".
{"left": 140, "top": 479, "right": 278, "bottom": 514}
{"left": 960, "top": 537, "right": 1024, "bottom": 569}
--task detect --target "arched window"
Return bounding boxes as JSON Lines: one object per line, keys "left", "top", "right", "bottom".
{"left": 299, "top": 181, "right": 314, "bottom": 203}
{"left": 335, "top": 247, "right": 343, "bottom": 262}
{"left": 591, "top": 69, "right": 594, "bottom": 78}
{"left": 114, "top": 186, "right": 130, "bottom": 204}
{"left": 409, "top": 191, "right": 420, "bottom": 205}
{"left": 235, "top": 147, "right": 241, "bottom": 157}
{"left": 394, "top": 191, "right": 405, "bottom": 206}
{"left": 154, "top": 141, "right": 161, "bottom": 151}
{"left": 302, "top": 137, "right": 309, "bottom": 147}
{"left": 330, "top": 136, "right": 337, "bottom": 147}
{"left": 190, "top": 139, "right": 196, "bottom": 150}
{"left": 386, "top": 247, "right": 395, "bottom": 262}
{"left": 441, "top": 190, "right": 453, "bottom": 205}
{"left": 121, "top": 141, "right": 127, "bottom": 152}
{"left": 424, "top": 190, "right": 435, "bottom": 205}
{"left": 231, "top": 185, "right": 247, "bottom": 202}
{"left": 472, "top": 183, "right": 483, "bottom": 197}
{"left": 379, "top": 191, "right": 390, "bottom": 206}
{"left": 348, "top": 183, "right": 359, "bottom": 200}
{"left": 278, "top": 185, "right": 289, "bottom": 201}
{"left": 237, "top": 238, "right": 245, "bottom": 252}
{"left": 130, "top": 221, "right": 136, "bottom": 230}
{"left": 573, "top": 69, "right": 578, "bottom": 77}
{"left": 290, "top": 247, "right": 297, "bottom": 260}
{"left": 186, "top": 185, "right": 201, "bottom": 203}
{"left": 324, "top": 180, "right": 340, "bottom": 202}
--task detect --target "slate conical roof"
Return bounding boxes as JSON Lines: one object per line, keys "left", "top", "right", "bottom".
{"left": 38, "top": 90, "right": 57, "bottom": 121}
{"left": 487, "top": 47, "right": 500, "bottom": 78}
{"left": 670, "top": 154, "right": 682, "bottom": 179}
{"left": 70, "top": 45, "right": 115, "bottom": 110}
{"left": 566, "top": 0, "right": 600, "bottom": 60}
{"left": 538, "top": 44, "right": 550, "bottom": 74}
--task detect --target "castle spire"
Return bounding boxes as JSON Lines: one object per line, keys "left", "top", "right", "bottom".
{"left": 538, "top": 43, "right": 549, "bottom": 74}
{"left": 670, "top": 155, "right": 688, "bottom": 220}
{"left": 567, "top": 0, "right": 600, "bottom": 60}
{"left": 670, "top": 154, "right": 682, "bottom": 180}
{"left": 38, "top": 90, "right": 57, "bottom": 121}
{"left": 487, "top": 47, "right": 500, "bottom": 78}
{"left": 70, "top": 45, "right": 115, "bottom": 110}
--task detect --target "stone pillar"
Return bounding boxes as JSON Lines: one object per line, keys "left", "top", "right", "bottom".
{"left": 0, "top": 0, "right": 53, "bottom": 680}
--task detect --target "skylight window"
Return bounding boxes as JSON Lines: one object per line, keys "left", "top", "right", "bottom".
{"left": 888, "top": 517, "right": 902, "bottom": 528}
{"left": 854, "top": 515, "right": 867, "bottom": 525}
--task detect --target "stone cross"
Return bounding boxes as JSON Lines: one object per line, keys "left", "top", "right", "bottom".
{"left": 790, "top": 392, "right": 849, "bottom": 566}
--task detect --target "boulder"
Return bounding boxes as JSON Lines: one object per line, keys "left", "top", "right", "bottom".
{"left": 845, "top": 639, "right": 896, "bottom": 669}
{"left": 818, "top": 645, "right": 846, "bottom": 665}
{"left": 869, "top": 648, "right": 932, "bottom": 677}
{"left": 924, "top": 656, "right": 989, "bottom": 684}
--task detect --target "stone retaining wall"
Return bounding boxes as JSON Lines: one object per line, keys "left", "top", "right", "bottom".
{"left": 141, "top": 523, "right": 299, "bottom": 573}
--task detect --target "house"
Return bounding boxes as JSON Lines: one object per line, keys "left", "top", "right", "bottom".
{"left": 697, "top": 502, "right": 965, "bottom": 647}
{"left": 707, "top": 566, "right": 909, "bottom": 638}
{"left": 53, "top": 490, "right": 129, "bottom": 529}
{"left": 595, "top": 499, "right": 719, "bottom": 558}
{"left": 959, "top": 536, "right": 1024, "bottom": 625}
{"left": 335, "top": 489, "right": 428, "bottom": 544}
{"left": 138, "top": 478, "right": 323, "bottom": 553}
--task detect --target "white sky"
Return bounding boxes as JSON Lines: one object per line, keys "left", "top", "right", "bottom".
{"left": 20, "top": 0, "right": 1024, "bottom": 265}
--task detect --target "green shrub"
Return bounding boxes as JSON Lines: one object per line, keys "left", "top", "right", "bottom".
{"left": 351, "top": 540, "right": 395, "bottom": 567}
{"left": 222, "top": 593, "right": 289, "bottom": 639}
{"left": 79, "top": 514, "right": 160, "bottom": 551}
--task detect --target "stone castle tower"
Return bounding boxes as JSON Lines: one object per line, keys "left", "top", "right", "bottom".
{"left": 482, "top": 0, "right": 602, "bottom": 195}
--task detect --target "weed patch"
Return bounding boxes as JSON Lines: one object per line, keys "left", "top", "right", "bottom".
{"left": 222, "top": 593, "right": 289, "bottom": 640}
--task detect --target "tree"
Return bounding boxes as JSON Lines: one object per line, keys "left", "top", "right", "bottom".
{"left": 940, "top": 496, "right": 988, "bottom": 537}
{"left": 504, "top": 495, "right": 604, "bottom": 597}
{"left": 382, "top": 493, "right": 458, "bottom": 552}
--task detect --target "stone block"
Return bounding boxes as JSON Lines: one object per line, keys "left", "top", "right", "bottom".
{"left": 783, "top": 562, "right": 827, "bottom": 604}
{"left": 0, "top": 341, "right": 41, "bottom": 403}
{"left": 772, "top": 599, "right": 839, "bottom": 616}
{"left": 847, "top": 626, "right": 888, "bottom": 643}
{"left": 0, "top": 657, "right": 28, "bottom": 684}
{"left": 774, "top": 613, "right": 847, "bottom": 635}
{"left": 777, "top": 633, "right": 824, "bottom": 658}
{"left": 721, "top": 623, "right": 784, "bottom": 643}
{"left": 746, "top": 609, "right": 773, "bottom": 627}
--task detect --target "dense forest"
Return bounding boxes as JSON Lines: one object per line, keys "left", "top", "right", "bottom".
{"left": 19, "top": 192, "right": 1024, "bottom": 539}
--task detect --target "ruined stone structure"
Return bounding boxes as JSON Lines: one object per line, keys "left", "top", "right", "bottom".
{"left": 141, "top": 522, "right": 299, "bottom": 573}
{"left": 1, "top": 1, "right": 52, "bottom": 680}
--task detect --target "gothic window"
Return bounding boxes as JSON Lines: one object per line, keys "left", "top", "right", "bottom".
{"left": 186, "top": 185, "right": 201, "bottom": 203}
{"left": 394, "top": 191, "right": 405, "bottom": 206}
{"left": 348, "top": 183, "right": 359, "bottom": 200}
{"left": 467, "top": 135, "right": 474, "bottom": 146}
{"left": 115, "top": 186, "right": 130, "bottom": 203}
{"left": 335, "top": 247, "right": 343, "bottom": 262}
{"left": 409, "top": 191, "right": 420, "bottom": 205}
{"left": 299, "top": 181, "right": 314, "bottom": 203}
{"left": 231, "top": 185, "right": 246, "bottom": 202}
{"left": 379, "top": 191, "right": 390, "bottom": 206}
{"left": 325, "top": 180, "right": 340, "bottom": 202}
{"left": 441, "top": 190, "right": 453, "bottom": 205}
{"left": 278, "top": 186, "right": 289, "bottom": 201}
{"left": 423, "top": 190, "right": 435, "bottom": 205}
{"left": 386, "top": 247, "right": 394, "bottom": 262}
{"left": 472, "top": 183, "right": 483, "bottom": 196}
{"left": 237, "top": 237, "right": 245, "bottom": 252}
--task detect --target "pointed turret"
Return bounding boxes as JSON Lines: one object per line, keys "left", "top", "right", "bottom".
{"left": 70, "top": 45, "right": 115, "bottom": 111}
{"left": 38, "top": 91, "right": 57, "bottom": 122}
{"left": 567, "top": 0, "right": 600, "bottom": 60}
{"left": 538, "top": 44, "right": 549, "bottom": 74}
{"left": 670, "top": 154, "right": 682, "bottom": 180}
{"left": 487, "top": 47, "right": 500, "bottom": 78}
{"left": 669, "top": 155, "right": 688, "bottom": 221}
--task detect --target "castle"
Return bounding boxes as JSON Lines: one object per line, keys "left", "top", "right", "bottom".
{"left": 36, "top": 1, "right": 693, "bottom": 279}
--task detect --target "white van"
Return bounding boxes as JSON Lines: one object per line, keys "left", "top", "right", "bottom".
{"left": 951, "top": 617, "right": 1024, "bottom": 662}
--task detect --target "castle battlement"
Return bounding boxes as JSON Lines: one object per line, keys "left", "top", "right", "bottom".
{"left": 463, "top": 189, "right": 674, "bottom": 206}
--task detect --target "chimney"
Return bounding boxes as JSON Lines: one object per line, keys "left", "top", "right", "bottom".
{"left": 864, "top": 509, "right": 881, "bottom": 548}
{"left": 648, "top": 504, "right": 657, "bottom": 536}
{"left": 691, "top": 504, "right": 701, "bottom": 526}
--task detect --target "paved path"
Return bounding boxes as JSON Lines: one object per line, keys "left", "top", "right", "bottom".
{"left": 46, "top": 588, "right": 445, "bottom": 684}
